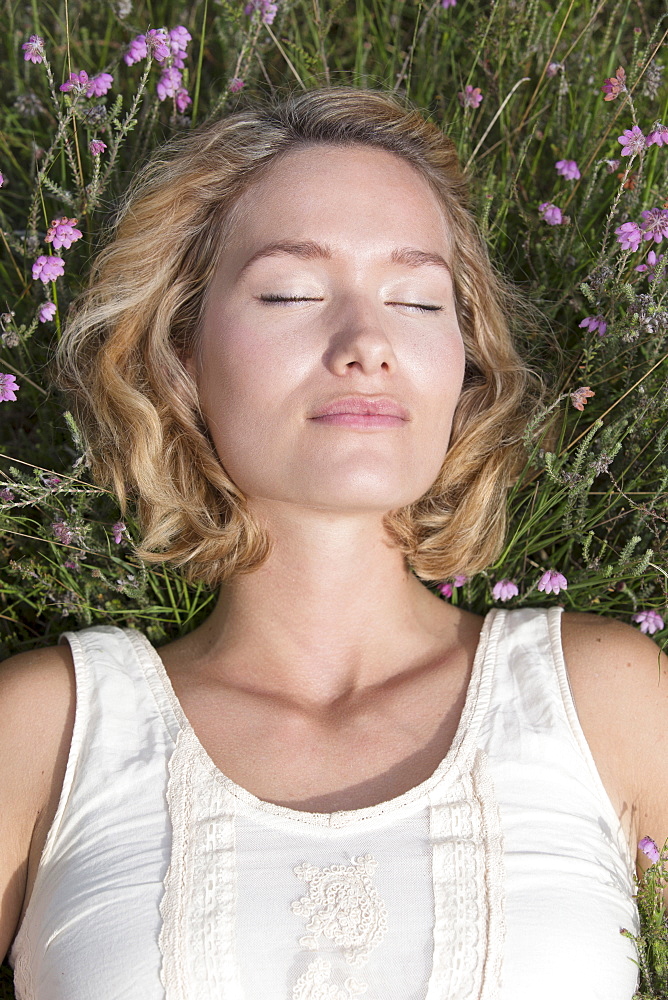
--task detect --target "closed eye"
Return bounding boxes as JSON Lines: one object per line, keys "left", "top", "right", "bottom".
{"left": 258, "top": 295, "right": 442, "bottom": 313}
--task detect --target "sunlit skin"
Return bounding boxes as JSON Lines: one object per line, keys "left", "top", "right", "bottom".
{"left": 179, "top": 144, "right": 472, "bottom": 709}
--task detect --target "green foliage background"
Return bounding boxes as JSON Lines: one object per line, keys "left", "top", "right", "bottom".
{"left": 0, "top": 0, "right": 667, "bottom": 992}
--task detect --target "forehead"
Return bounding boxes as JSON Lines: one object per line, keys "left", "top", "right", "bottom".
{"left": 224, "top": 144, "right": 452, "bottom": 259}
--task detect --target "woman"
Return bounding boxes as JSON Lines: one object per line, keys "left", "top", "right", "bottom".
{"left": 0, "top": 85, "right": 666, "bottom": 1000}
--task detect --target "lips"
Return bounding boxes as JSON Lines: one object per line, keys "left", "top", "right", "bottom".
{"left": 310, "top": 395, "right": 410, "bottom": 419}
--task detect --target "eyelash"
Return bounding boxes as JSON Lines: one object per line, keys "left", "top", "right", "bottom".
{"left": 259, "top": 295, "right": 442, "bottom": 313}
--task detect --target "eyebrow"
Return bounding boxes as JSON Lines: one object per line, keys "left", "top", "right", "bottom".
{"left": 235, "top": 239, "right": 452, "bottom": 281}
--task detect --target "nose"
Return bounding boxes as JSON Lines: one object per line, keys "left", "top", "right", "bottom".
{"left": 324, "top": 294, "right": 396, "bottom": 375}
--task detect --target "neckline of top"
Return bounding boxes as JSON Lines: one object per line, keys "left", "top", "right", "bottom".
{"left": 125, "top": 607, "right": 505, "bottom": 827}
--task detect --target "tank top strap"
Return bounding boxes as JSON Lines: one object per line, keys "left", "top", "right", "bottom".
{"left": 482, "top": 605, "right": 635, "bottom": 876}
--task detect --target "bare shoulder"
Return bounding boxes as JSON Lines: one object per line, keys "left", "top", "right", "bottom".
{"left": 559, "top": 610, "right": 668, "bottom": 878}
{"left": 0, "top": 643, "right": 76, "bottom": 961}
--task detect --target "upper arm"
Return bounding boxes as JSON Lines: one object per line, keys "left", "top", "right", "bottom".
{"left": 561, "top": 611, "right": 668, "bottom": 903}
{"left": 0, "top": 644, "right": 75, "bottom": 963}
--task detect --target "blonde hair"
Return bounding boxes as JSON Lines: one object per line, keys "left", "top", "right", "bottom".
{"left": 53, "top": 85, "right": 542, "bottom": 587}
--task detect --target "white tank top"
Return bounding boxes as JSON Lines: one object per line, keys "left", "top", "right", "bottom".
{"left": 8, "top": 607, "right": 640, "bottom": 999}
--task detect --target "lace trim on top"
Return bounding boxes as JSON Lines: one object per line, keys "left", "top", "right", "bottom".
{"left": 125, "top": 607, "right": 501, "bottom": 828}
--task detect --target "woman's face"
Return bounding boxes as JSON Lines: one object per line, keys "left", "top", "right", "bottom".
{"left": 191, "top": 144, "right": 466, "bottom": 516}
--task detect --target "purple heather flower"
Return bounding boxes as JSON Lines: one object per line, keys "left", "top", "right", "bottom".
{"left": 555, "top": 160, "right": 580, "bottom": 181}
{"left": 38, "top": 301, "right": 57, "bottom": 323}
{"left": 124, "top": 34, "right": 148, "bottom": 65}
{"left": 602, "top": 66, "right": 626, "bottom": 101}
{"left": 453, "top": 574, "right": 468, "bottom": 588}
{"left": 646, "top": 123, "right": 668, "bottom": 147}
{"left": 539, "top": 201, "right": 563, "bottom": 225}
{"left": 635, "top": 249, "right": 665, "bottom": 280}
{"left": 604, "top": 158, "right": 621, "bottom": 173}
{"left": 618, "top": 125, "right": 647, "bottom": 156}
{"left": 89, "top": 139, "right": 107, "bottom": 156}
{"left": 570, "top": 386, "right": 595, "bottom": 411}
{"left": 492, "top": 579, "right": 519, "bottom": 601}
{"left": 147, "top": 27, "right": 171, "bottom": 62}
{"left": 229, "top": 77, "right": 245, "bottom": 93}
{"left": 59, "top": 70, "right": 90, "bottom": 95}
{"left": 555, "top": 159, "right": 581, "bottom": 180}
{"left": 22, "top": 35, "right": 45, "bottom": 64}
{"left": 0, "top": 172, "right": 4, "bottom": 187}
{"left": 45, "top": 216, "right": 82, "bottom": 250}
{"left": 458, "top": 85, "right": 483, "bottom": 109}
{"left": 639, "top": 207, "right": 668, "bottom": 244}
{"left": 639, "top": 836, "right": 661, "bottom": 863}
{"left": 633, "top": 609, "right": 664, "bottom": 635}
{"left": 614, "top": 221, "right": 643, "bottom": 251}
{"left": 175, "top": 88, "right": 192, "bottom": 113}
{"left": 546, "top": 61, "right": 562, "bottom": 78}
{"left": 112, "top": 521, "right": 126, "bottom": 544}
{"left": 169, "top": 26, "right": 192, "bottom": 57}
{"left": 437, "top": 582, "right": 453, "bottom": 598}
{"left": 86, "top": 72, "right": 113, "bottom": 98}
{"left": 537, "top": 570, "right": 568, "bottom": 595}
{"left": 244, "top": 0, "right": 279, "bottom": 23}
{"left": 52, "top": 520, "right": 75, "bottom": 545}
{"left": 0, "top": 488, "right": 15, "bottom": 502}
{"left": 43, "top": 475, "right": 61, "bottom": 488}
{"left": 441, "top": 0, "right": 457, "bottom": 7}
{"left": 0, "top": 373, "right": 19, "bottom": 402}
{"left": 32, "top": 254, "right": 65, "bottom": 283}
{"left": 579, "top": 314, "right": 607, "bottom": 336}
{"left": 156, "top": 67, "right": 183, "bottom": 101}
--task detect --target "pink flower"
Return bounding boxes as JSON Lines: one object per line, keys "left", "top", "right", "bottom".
{"left": 22, "top": 35, "right": 45, "bottom": 64}
{"left": 0, "top": 172, "right": 4, "bottom": 187}
{"left": 546, "top": 61, "right": 562, "bottom": 77}
{"left": 458, "top": 85, "right": 483, "bottom": 109}
{"left": 578, "top": 315, "right": 607, "bottom": 336}
{"left": 453, "top": 574, "right": 468, "bottom": 587}
{"left": 441, "top": 0, "right": 457, "bottom": 7}
{"left": 43, "top": 475, "right": 61, "bottom": 488}
{"left": 63, "top": 559, "right": 79, "bottom": 570}
{"left": 570, "top": 386, "right": 595, "bottom": 411}
{"left": 646, "top": 123, "right": 668, "bottom": 147}
{"left": 244, "top": 0, "right": 278, "bottom": 23}
{"left": 124, "top": 34, "right": 148, "bottom": 65}
{"left": 146, "top": 28, "right": 171, "bottom": 62}
{"left": 32, "top": 255, "right": 65, "bottom": 283}
{"left": 632, "top": 609, "right": 664, "bottom": 635}
{"left": 555, "top": 159, "right": 580, "bottom": 180}
{"left": 52, "top": 520, "right": 75, "bottom": 545}
{"left": 0, "top": 488, "right": 15, "bottom": 502}
{"left": 639, "top": 836, "right": 661, "bottom": 863}
{"left": 0, "top": 373, "right": 19, "bottom": 402}
{"left": 635, "top": 249, "right": 665, "bottom": 280}
{"left": 492, "top": 579, "right": 519, "bottom": 601}
{"left": 175, "top": 88, "right": 192, "bottom": 113}
{"left": 437, "top": 582, "right": 453, "bottom": 598}
{"left": 111, "top": 521, "right": 126, "bottom": 544}
{"left": 604, "top": 158, "right": 620, "bottom": 173}
{"left": 38, "top": 301, "right": 57, "bottom": 323}
{"left": 537, "top": 570, "right": 568, "bottom": 595}
{"left": 602, "top": 66, "right": 626, "bottom": 100}
{"left": 229, "top": 77, "right": 245, "bottom": 93}
{"left": 59, "top": 70, "right": 90, "bottom": 94}
{"left": 618, "top": 125, "right": 647, "bottom": 156}
{"left": 615, "top": 221, "right": 643, "bottom": 250}
{"left": 539, "top": 201, "right": 563, "bottom": 225}
{"left": 639, "top": 207, "right": 668, "bottom": 244}
{"left": 156, "top": 67, "right": 183, "bottom": 101}
{"left": 169, "top": 26, "right": 192, "bottom": 59}
{"left": 45, "top": 216, "right": 82, "bottom": 250}
{"left": 89, "top": 139, "right": 107, "bottom": 156}
{"left": 86, "top": 72, "right": 113, "bottom": 97}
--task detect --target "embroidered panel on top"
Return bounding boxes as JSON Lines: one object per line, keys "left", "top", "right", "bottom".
{"left": 290, "top": 854, "right": 388, "bottom": 997}
{"left": 159, "top": 730, "right": 505, "bottom": 1000}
